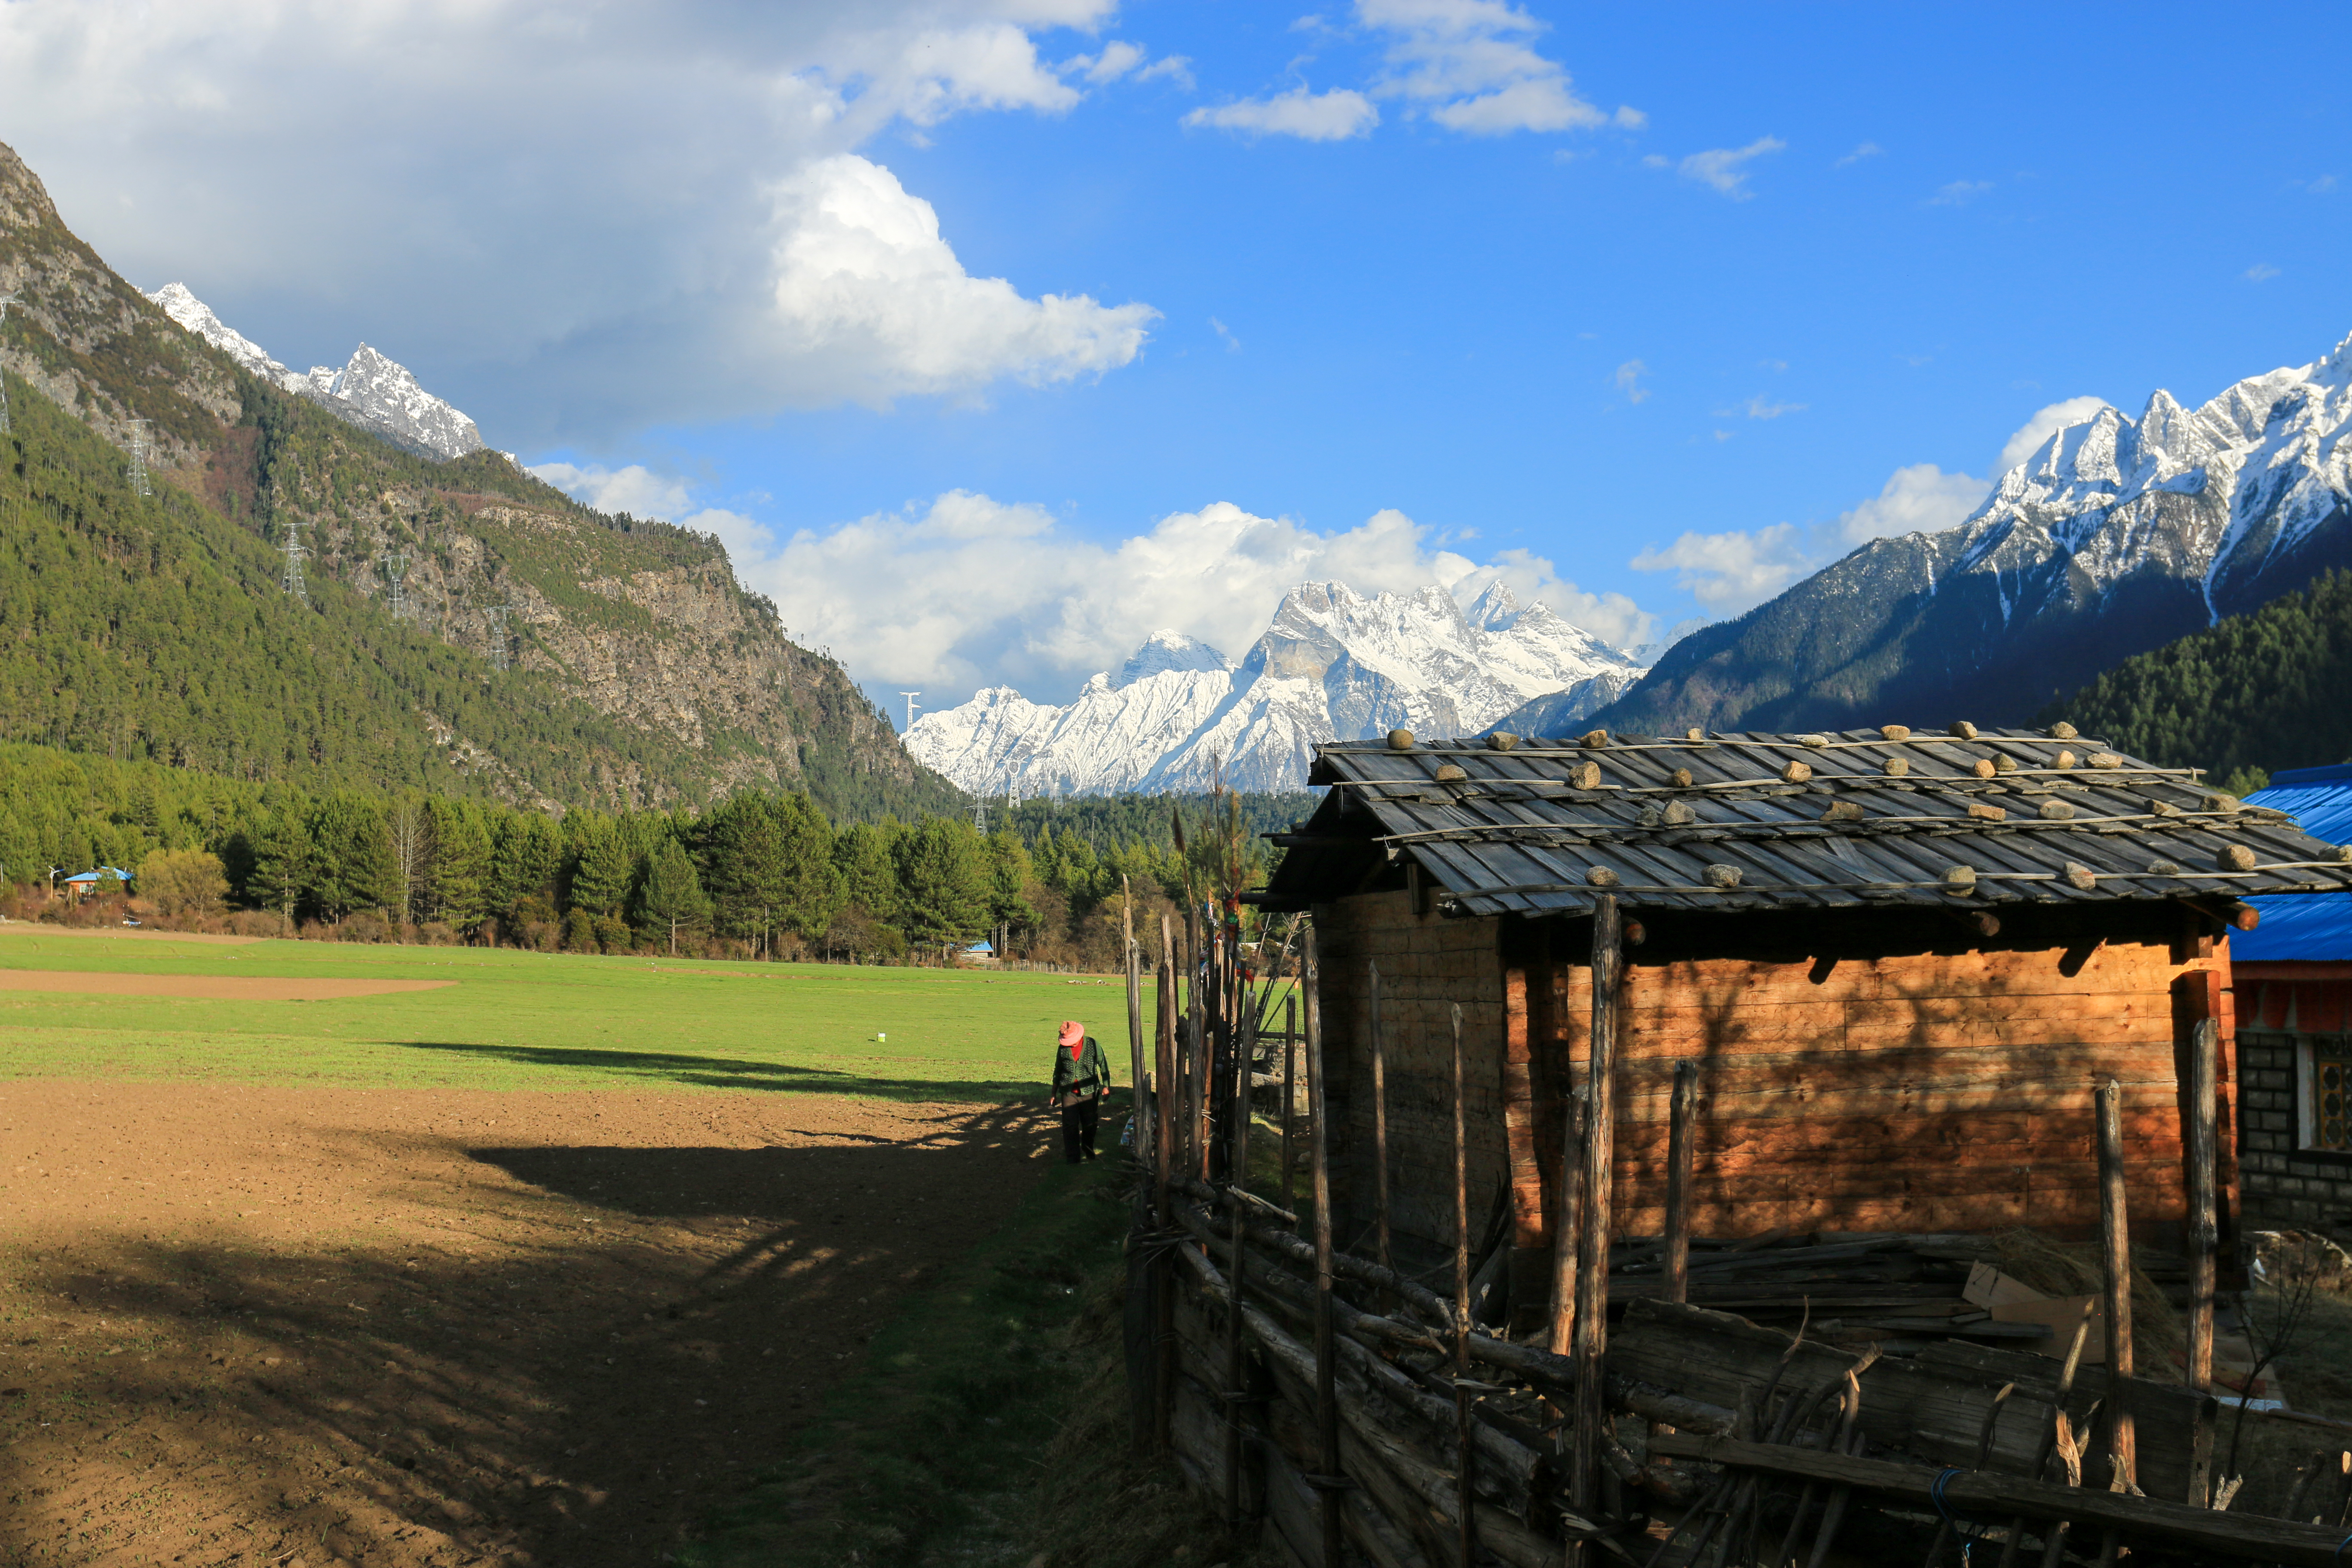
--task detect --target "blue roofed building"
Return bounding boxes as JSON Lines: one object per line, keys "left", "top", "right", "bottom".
{"left": 2237, "top": 765, "right": 2352, "bottom": 1223}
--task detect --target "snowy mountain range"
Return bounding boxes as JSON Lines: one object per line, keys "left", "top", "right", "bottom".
{"left": 1600, "top": 328, "right": 2352, "bottom": 735}
{"left": 146, "top": 282, "right": 484, "bottom": 461}
{"left": 906, "top": 580, "right": 1648, "bottom": 794}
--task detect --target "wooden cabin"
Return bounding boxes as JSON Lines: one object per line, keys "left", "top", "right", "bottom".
{"left": 1254, "top": 724, "right": 2352, "bottom": 1321}
{"left": 2236, "top": 764, "right": 2352, "bottom": 1224}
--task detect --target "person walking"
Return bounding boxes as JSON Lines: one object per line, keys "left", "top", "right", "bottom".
{"left": 1050, "top": 1020, "right": 1111, "bottom": 1164}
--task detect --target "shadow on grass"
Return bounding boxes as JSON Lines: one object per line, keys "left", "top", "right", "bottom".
{"left": 392, "top": 1036, "right": 1058, "bottom": 1104}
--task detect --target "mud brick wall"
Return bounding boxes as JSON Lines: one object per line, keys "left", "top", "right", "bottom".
{"left": 1311, "top": 889, "right": 1506, "bottom": 1267}
{"left": 2236, "top": 1029, "right": 2352, "bottom": 1225}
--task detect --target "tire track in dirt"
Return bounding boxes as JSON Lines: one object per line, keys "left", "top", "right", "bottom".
{"left": 0, "top": 1082, "right": 1052, "bottom": 1566}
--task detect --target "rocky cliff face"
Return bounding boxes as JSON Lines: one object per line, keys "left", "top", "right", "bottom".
{"left": 1598, "top": 331, "right": 2352, "bottom": 735}
{"left": 908, "top": 580, "right": 1648, "bottom": 793}
{"left": 0, "top": 138, "right": 949, "bottom": 815}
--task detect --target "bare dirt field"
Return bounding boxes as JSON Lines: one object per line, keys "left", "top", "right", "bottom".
{"left": 0, "top": 973, "right": 456, "bottom": 1001}
{"left": 0, "top": 1081, "right": 1047, "bottom": 1566}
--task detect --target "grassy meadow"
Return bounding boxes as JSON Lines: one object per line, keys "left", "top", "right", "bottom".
{"left": 0, "top": 927, "right": 1141, "bottom": 1101}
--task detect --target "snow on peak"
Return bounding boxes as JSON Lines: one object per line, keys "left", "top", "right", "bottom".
{"left": 144, "top": 284, "right": 484, "bottom": 460}
{"left": 904, "top": 578, "right": 1651, "bottom": 795}
{"left": 1115, "top": 629, "right": 1231, "bottom": 687}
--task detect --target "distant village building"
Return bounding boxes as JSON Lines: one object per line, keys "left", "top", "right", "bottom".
{"left": 1257, "top": 726, "right": 2352, "bottom": 1320}
{"left": 61, "top": 867, "right": 132, "bottom": 902}
{"left": 2236, "top": 764, "right": 2352, "bottom": 1223}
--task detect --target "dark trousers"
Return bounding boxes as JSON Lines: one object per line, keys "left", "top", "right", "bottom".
{"left": 1060, "top": 1097, "right": 1099, "bottom": 1163}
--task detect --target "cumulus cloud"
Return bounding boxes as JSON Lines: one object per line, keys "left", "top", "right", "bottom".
{"left": 1994, "top": 395, "right": 2110, "bottom": 474}
{"left": 769, "top": 156, "right": 1158, "bottom": 402}
{"left": 1356, "top": 0, "right": 1641, "bottom": 135}
{"left": 533, "top": 473, "right": 1657, "bottom": 703}
{"left": 1676, "top": 138, "right": 1785, "bottom": 199}
{"left": 1185, "top": 86, "right": 1379, "bottom": 140}
{"left": 0, "top": 1, "right": 1158, "bottom": 441}
{"left": 1632, "top": 463, "right": 1992, "bottom": 613}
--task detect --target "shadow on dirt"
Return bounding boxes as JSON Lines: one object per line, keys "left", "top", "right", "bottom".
{"left": 392, "top": 1037, "right": 1039, "bottom": 1103}
{"left": 0, "top": 1099, "right": 1061, "bottom": 1568}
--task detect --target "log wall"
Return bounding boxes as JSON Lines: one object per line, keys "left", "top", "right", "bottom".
{"left": 1314, "top": 893, "right": 2238, "bottom": 1255}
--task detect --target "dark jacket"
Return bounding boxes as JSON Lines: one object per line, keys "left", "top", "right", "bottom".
{"left": 1052, "top": 1035, "right": 1112, "bottom": 1101}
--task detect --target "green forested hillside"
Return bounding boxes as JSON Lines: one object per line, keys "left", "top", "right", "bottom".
{"left": 0, "top": 372, "right": 717, "bottom": 800}
{"left": 2040, "top": 569, "right": 2352, "bottom": 781}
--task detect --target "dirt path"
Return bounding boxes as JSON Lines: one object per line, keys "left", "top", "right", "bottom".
{"left": 0, "top": 972, "right": 455, "bottom": 1000}
{"left": 0, "top": 1082, "right": 1051, "bottom": 1566}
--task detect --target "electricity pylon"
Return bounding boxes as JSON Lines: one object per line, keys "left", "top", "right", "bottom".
{"left": 280, "top": 518, "right": 309, "bottom": 600}
{"left": 0, "top": 291, "right": 20, "bottom": 436}
{"left": 126, "top": 419, "right": 153, "bottom": 497}
{"left": 382, "top": 552, "right": 410, "bottom": 620}
{"left": 900, "top": 691, "right": 921, "bottom": 731}
{"left": 485, "top": 603, "right": 512, "bottom": 672}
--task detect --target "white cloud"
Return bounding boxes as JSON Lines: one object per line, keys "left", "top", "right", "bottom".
{"left": 553, "top": 480, "right": 1658, "bottom": 703}
{"left": 769, "top": 155, "right": 1158, "bottom": 403}
{"left": 1066, "top": 40, "right": 1145, "bottom": 85}
{"left": 1613, "top": 359, "right": 1650, "bottom": 403}
{"left": 1994, "top": 395, "right": 2110, "bottom": 474}
{"left": 1676, "top": 138, "right": 1785, "bottom": 199}
{"left": 1354, "top": 0, "right": 1639, "bottom": 135}
{"left": 1135, "top": 54, "right": 1195, "bottom": 88}
{"left": 1719, "top": 395, "right": 1804, "bottom": 420}
{"left": 2244, "top": 262, "right": 2281, "bottom": 282}
{"left": 1184, "top": 86, "right": 1379, "bottom": 140}
{"left": 0, "top": 1, "right": 1158, "bottom": 440}
{"left": 1927, "top": 179, "right": 1993, "bottom": 206}
{"left": 1835, "top": 141, "right": 1882, "bottom": 166}
{"left": 1632, "top": 462, "right": 1990, "bottom": 613}
{"left": 1210, "top": 317, "right": 1242, "bottom": 352}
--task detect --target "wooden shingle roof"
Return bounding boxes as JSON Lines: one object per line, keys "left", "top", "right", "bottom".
{"left": 1257, "top": 725, "right": 2352, "bottom": 918}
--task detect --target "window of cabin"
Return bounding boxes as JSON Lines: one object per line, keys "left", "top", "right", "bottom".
{"left": 2302, "top": 1035, "right": 2352, "bottom": 1153}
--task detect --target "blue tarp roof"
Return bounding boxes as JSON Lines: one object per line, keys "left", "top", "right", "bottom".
{"left": 2242, "top": 765, "right": 2352, "bottom": 962}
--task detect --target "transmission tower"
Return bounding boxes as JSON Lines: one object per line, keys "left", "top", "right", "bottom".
{"left": 126, "top": 419, "right": 153, "bottom": 497}
{"left": 974, "top": 794, "right": 987, "bottom": 833}
{"left": 381, "top": 552, "right": 411, "bottom": 620}
{"left": 279, "top": 517, "right": 309, "bottom": 600}
{"left": 0, "top": 291, "right": 20, "bottom": 437}
{"left": 484, "top": 603, "right": 513, "bottom": 672}
{"left": 900, "top": 691, "right": 921, "bottom": 731}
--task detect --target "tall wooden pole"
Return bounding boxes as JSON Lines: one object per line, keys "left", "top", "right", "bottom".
{"left": 1224, "top": 988, "right": 1256, "bottom": 1528}
{"left": 1189, "top": 898, "right": 1210, "bottom": 1180}
{"left": 1548, "top": 1089, "right": 1587, "bottom": 1356}
{"left": 1371, "top": 959, "right": 1392, "bottom": 1277}
{"left": 1665, "top": 1059, "right": 1697, "bottom": 1305}
{"left": 1304, "top": 922, "right": 1341, "bottom": 1568}
{"left": 1450, "top": 1001, "right": 1477, "bottom": 1568}
{"left": 1571, "top": 894, "right": 1622, "bottom": 1547}
{"left": 2185, "top": 1016, "right": 2220, "bottom": 1505}
{"left": 1152, "top": 915, "right": 1179, "bottom": 1451}
{"left": 2096, "top": 1078, "right": 2136, "bottom": 1492}
{"left": 1125, "top": 875, "right": 1144, "bottom": 1166}
{"left": 1281, "top": 994, "right": 1298, "bottom": 1225}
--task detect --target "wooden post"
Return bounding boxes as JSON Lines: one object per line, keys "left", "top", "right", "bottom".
{"left": 1371, "top": 959, "right": 1391, "bottom": 1277}
{"left": 1125, "top": 876, "right": 1144, "bottom": 1167}
{"left": 1450, "top": 1001, "right": 1477, "bottom": 1568}
{"left": 1549, "top": 1088, "right": 1588, "bottom": 1356}
{"left": 1571, "top": 894, "right": 1623, "bottom": 1544}
{"left": 1666, "top": 1059, "right": 1697, "bottom": 1305}
{"left": 1281, "top": 994, "right": 1298, "bottom": 1225}
{"left": 1303, "top": 921, "right": 1341, "bottom": 1568}
{"left": 2096, "top": 1078, "right": 2136, "bottom": 1492}
{"left": 2186, "top": 1015, "right": 2220, "bottom": 1505}
{"left": 1224, "top": 983, "right": 1256, "bottom": 1529}
{"left": 1154, "top": 913, "right": 1178, "bottom": 1451}
{"left": 1189, "top": 899, "right": 1210, "bottom": 1179}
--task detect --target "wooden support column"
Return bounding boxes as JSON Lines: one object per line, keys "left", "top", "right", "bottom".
{"left": 1281, "top": 995, "right": 1298, "bottom": 1225}
{"left": 1499, "top": 926, "right": 1546, "bottom": 1333}
{"left": 1224, "top": 992, "right": 1256, "bottom": 1529}
{"left": 1303, "top": 920, "right": 1342, "bottom": 1568}
{"left": 2185, "top": 1015, "right": 2220, "bottom": 1505}
{"left": 1369, "top": 960, "right": 1390, "bottom": 1277}
{"left": 1665, "top": 1060, "right": 1697, "bottom": 1305}
{"left": 1124, "top": 877, "right": 1144, "bottom": 1167}
{"left": 1451, "top": 1000, "right": 1477, "bottom": 1568}
{"left": 1571, "top": 896, "right": 1622, "bottom": 1552}
{"left": 2096, "top": 1078, "right": 2137, "bottom": 1495}
{"left": 1548, "top": 1089, "right": 1587, "bottom": 1357}
{"left": 1153, "top": 915, "right": 1178, "bottom": 1451}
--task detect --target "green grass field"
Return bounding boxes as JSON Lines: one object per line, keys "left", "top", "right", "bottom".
{"left": 0, "top": 928, "right": 1142, "bottom": 1101}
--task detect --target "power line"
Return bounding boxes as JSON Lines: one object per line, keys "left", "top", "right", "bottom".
{"left": 126, "top": 418, "right": 153, "bottom": 497}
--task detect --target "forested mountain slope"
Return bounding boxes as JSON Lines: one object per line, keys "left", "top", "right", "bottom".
{"left": 2040, "top": 570, "right": 2352, "bottom": 781}
{"left": 0, "top": 138, "right": 958, "bottom": 819}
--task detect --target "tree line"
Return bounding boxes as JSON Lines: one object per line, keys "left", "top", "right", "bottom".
{"left": 0, "top": 738, "right": 1295, "bottom": 966}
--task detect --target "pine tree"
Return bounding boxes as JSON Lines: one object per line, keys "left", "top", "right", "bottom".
{"left": 566, "top": 812, "right": 634, "bottom": 916}
{"left": 428, "top": 800, "right": 492, "bottom": 932}
{"left": 638, "top": 837, "right": 710, "bottom": 956}
{"left": 893, "top": 818, "right": 990, "bottom": 955}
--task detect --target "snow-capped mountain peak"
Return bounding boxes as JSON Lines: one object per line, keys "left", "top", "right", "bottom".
{"left": 143, "top": 284, "right": 484, "bottom": 461}
{"left": 905, "top": 579, "right": 1650, "bottom": 794}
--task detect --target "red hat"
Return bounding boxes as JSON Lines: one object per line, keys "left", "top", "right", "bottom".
{"left": 1058, "top": 1020, "right": 1084, "bottom": 1047}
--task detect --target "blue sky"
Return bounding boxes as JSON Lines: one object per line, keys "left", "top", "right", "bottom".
{"left": 5, "top": 1, "right": 2349, "bottom": 715}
